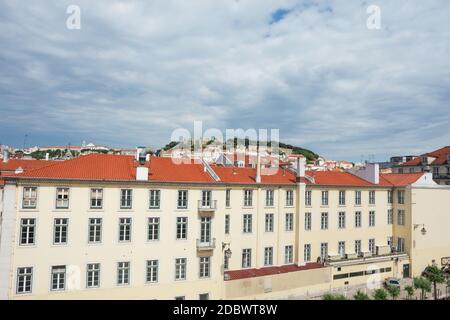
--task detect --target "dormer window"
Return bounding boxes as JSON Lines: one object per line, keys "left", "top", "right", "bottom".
{"left": 421, "top": 156, "right": 428, "bottom": 165}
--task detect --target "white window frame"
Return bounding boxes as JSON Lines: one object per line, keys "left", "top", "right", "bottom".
{"left": 146, "top": 260, "right": 159, "bottom": 283}
{"left": 88, "top": 218, "right": 102, "bottom": 243}
{"left": 148, "top": 217, "right": 160, "bottom": 241}
{"left": 264, "top": 247, "right": 273, "bottom": 266}
{"left": 20, "top": 218, "right": 36, "bottom": 246}
{"left": 53, "top": 218, "right": 68, "bottom": 245}
{"left": 265, "top": 189, "right": 274, "bottom": 207}
{"left": 265, "top": 213, "right": 274, "bottom": 232}
{"left": 51, "top": 265, "right": 66, "bottom": 291}
{"left": 16, "top": 267, "right": 33, "bottom": 294}
{"left": 176, "top": 217, "right": 188, "bottom": 240}
{"left": 118, "top": 218, "right": 132, "bottom": 242}
{"left": 22, "top": 187, "right": 37, "bottom": 209}
{"left": 243, "top": 189, "right": 253, "bottom": 207}
{"left": 117, "top": 262, "right": 130, "bottom": 285}
{"left": 120, "top": 189, "right": 132, "bottom": 209}
{"left": 56, "top": 188, "right": 70, "bottom": 209}
{"left": 86, "top": 263, "right": 100, "bottom": 288}
{"left": 90, "top": 188, "right": 103, "bottom": 209}
{"left": 149, "top": 189, "right": 161, "bottom": 209}
{"left": 243, "top": 214, "right": 252, "bottom": 233}
{"left": 175, "top": 258, "right": 187, "bottom": 281}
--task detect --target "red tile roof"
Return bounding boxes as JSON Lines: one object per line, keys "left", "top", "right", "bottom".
{"left": 379, "top": 173, "right": 423, "bottom": 187}
{"left": 400, "top": 146, "right": 450, "bottom": 166}
{"left": 305, "top": 170, "right": 373, "bottom": 186}
{"left": 0, "top": 159, "right": 57, "bottom": 173}
{"left": 6, "top": 154, "right": 426, "bottom": 187}
{"left": 225, "top": 263, "right": 324, "bottom": 281}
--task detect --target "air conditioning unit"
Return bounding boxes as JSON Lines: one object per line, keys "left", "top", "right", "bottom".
{"left": 345, "top": 253, "right": 358, "bottom": 259}
{"left": 360, "top": 251, "right": 372, "bottom": 258}
{"left": 328, "top": 254, "right": 342, "bottom": 261}
{"left": 376, "top": 245, "right": 391, "bottom": 256}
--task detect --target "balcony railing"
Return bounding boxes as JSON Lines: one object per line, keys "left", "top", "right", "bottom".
{"left": 197, "top": 200, "right": 217, "bottom": 211}
{"left": 433, "top": 173, "right": 450, "bottom": 179}
{"left": 196, "top": 238, "right": 216, "bottom": 251}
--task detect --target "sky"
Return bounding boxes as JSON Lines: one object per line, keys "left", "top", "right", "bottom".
{"left": 0, "top": 0, "right": 449, "bottom": 162}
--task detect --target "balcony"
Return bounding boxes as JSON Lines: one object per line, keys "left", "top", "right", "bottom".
{"left": 197, "top": 200, "right": 217, "bottom": 216}
{"left": 196, "top": 238, "right": 216, "bottom": 251}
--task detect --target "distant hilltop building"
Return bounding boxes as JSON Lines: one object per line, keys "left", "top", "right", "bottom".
{"left": 392, "top": 146, "right": 450, "bottom": 185}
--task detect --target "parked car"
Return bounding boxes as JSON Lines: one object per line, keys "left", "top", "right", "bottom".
{"left": 385, "top": 277, "right": 401, "bottom": 288}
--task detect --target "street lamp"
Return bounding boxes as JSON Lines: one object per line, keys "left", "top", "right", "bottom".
{"left": 414, "top": 224, "right": 427, "bottom": 235}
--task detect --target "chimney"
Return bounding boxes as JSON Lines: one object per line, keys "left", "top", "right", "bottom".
{"left": 2, "top": 150, "right": 9, "bottom": 163}
{"left": 136, "top": 147, "right": 149, "bottom": 181}
{"left": 45, "top": 153, "right": 49, "bottom": 161}
{"left": 296, "top": 156, "right": 306, "bottom": 181}
{"left": 256, "top": 150, "right": 261, "bottom": 183}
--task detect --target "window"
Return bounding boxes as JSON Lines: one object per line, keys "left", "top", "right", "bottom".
{"left": 176, "top": 217, "right": 188, "bottom": 240}
{"left": 244, "top": 189, "right": 253, "bottom": 207}
{"left": 355, "top": 211, "right": 362, "bottom": 228}
{"left": 200, "top": 217, "right": 211, "bottom": 243}
{"left": 53, "top": 218, "right": 68, "bottom": 244}
{"left": 388, "top": 209, "right": 393, "bottom": 225}
{"left": 265, "top": 213, "right": 274, "bottom": 232}
{"left": 397, "top": 210, "right": 405, "bottom": 226}
{"left": 410, "top": 168, "right": 416, "bottom": 173}
{"left": 354, "top": 240, "right": 362, "bottom": 255}
{"left": 51, "top": 266, "right": 66, "bottom": 291}
{"left": 119, "top": 218, "right": 132, "bottom": 242}
{"left": 225, "top": 214, "right": 230, "bottom": 234}
{"left": 320, "top": 212, "right": 328, "bottom": 230}
{"left": 321, "top": 191, "right": 328, "bottom": 206}
{"left": 243, "top": 214, "right": 252, "bottom": 233}
{"left": 199, "top": 293, "right": 209, "bottom": 300}
{"left": 304, "top": 212, "right": 311, "bottom": 231}
{"left": 56, "top": 188, "right": 69, "bottom": 209}
{"left": 264, "top": 247, "right": 273, "bottom": 266}
{"left": 146, "top": 260, "right": 158, "bottom": 283}
{"left": 266, "top": 189, "right": 274, "bottom": 206}
{"left": 201, "top": 190, "right": 212, "bottom": 207}
{"left": 175, "top": 258, "right": 187, "bottom": 280}
{"left": 90, "top": 188, "right": 103, "bottom": 209}
{"left": 20, "top": 218, "right": 35, "bottom": 245}
{"left": 398, "top": 168, "right": 404, "bottom": 174}
{"left": 338, "top": 241, "right": 346, "bottom": 257}
{"left": 286, "top": 190, "right": 294, "bottom": 206}
{"left": 149, "top": 190, "right": 160, "bottom": 209}
{"left": 387, "top": 236, "right": 393, "bottom": 247}
{"left": 148, "top": 217, "right": 160, "bottom": 241}
{"left": 286, "top": 213, "right": 294, "bottom": 231}
{"left": 120, "top": 189, "right": 132, "bottom": 209}
{"left": 88, "top": 218, "right": 102, "bottom": 243}
{"left": 117, "top": 262, "right": 130, "bottom": 285}
{"left": 177, "top": 190, "right": 188, "bottom": 209}
{"left": 16, "top": 267, "right": 33, "bottom": 294}
{"left": 338, "top": 212, "right": 346, "bottom": 229}
{"left": 369, "top": 191, "right": 375, "bottom": 205}
{"left": 397, "top": 238, "right": 405, "bottom": 252}
{"left": 397, "top": 190, "right": 405, "bottom": 204}
{"left": 369, "top": 239, "right": 375, "bottom": 254}
{"left": 199, "top": 257, "right": 210, "bottom": 278}
{"left": 242, "top": 249, "right": 252, "bottom": 268}
{"left": 305, "top": 190, "right": 312, "bottom": 206}
{"left": 175, "top": 296, "right": 185, "bottom": 300}
{"left": 355, "top": 191, "right": 361, "bottom": 205}
{"left": 304, "top": 244, "right": 311, "bottom": 262}
{"left": 320, "top": 243, "right": 328, "bottom": 260}
{"left": 285, "top": 245, "right": 293, "bottom": 264}
{"left": 388, "top": 190, "right": 393, "bottom": 204}
{"left": 226, "top": 189, "right": 231, "bottom": 207}
{"left": 22, "top": 187, "right": 37, "bottom": 209}
{"left": 369, "top": 211, "right": 376, "bottom": 227}
{"left": 86, "top": 263, "right": 100, "bottom": 288}
{"left": 339, "top": 191, "right": 346, "bottom": 206}
{"left": 433, "top": 166, "right": 439, "bottom": 176}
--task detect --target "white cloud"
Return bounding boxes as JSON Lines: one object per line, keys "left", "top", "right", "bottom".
{"left": 0, "top": 0, "right": 449, "bottom": 160}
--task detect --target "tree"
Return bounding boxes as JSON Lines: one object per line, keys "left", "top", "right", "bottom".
{"left": 414, "top": 276, "right": 432, "bottom": 300}
{"left": 353, "top": 290, "right": 370, "bottom": 300}
{"left": 386, "top": 285, "right": 400, "bottom": 300}
{"left": 322, "top": 293, "right": 347, "bottom": 300}
{"left": 422, "top": 264, "right": 446, "bottom": 300}
{"left": 405, "top": 285, "right": 415, "bottom": 300}
{"left": 373, "top": 288, "right": 388, "bottom": 300}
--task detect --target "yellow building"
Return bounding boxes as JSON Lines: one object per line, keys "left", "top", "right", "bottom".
{"left": 0, "top": 153, "right": 449, "bottom": 299}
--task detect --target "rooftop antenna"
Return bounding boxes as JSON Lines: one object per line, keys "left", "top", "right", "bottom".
{"left": 23, "top": 134, "right": 28, "bottom": 150}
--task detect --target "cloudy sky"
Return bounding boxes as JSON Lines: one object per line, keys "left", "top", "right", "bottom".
{"left": 0, "top": 0, "right": 449, "bottom": 161}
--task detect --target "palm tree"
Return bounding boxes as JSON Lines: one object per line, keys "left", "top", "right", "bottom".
{"left": 373, "top": 288, "right": 388, "bottom": 300}
{"left": 322, "top": 293, "right": 347, "bottom": 300}
{"left": 386, "top": 285, "right": 400, "bottom": 300}
{"left": 405, "top": 285, "right": 415, "bottom": 300}
{"left": 353, "top": 290, "right": 370, "bottom": 300}
{"left": 414, "top": 276, "right": 432, "bottom": 300}
{"left": 422, "top": 264, "right": 446, "bottom": 300}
